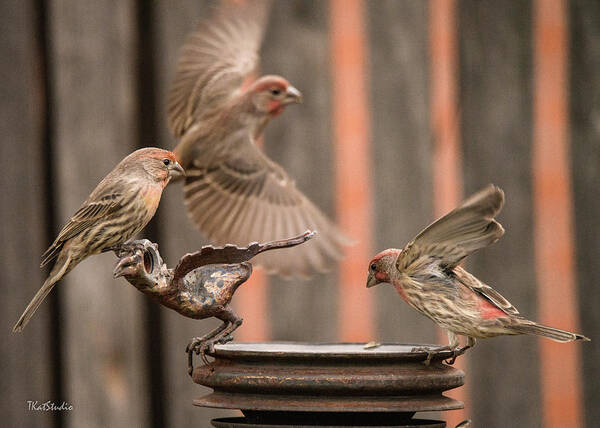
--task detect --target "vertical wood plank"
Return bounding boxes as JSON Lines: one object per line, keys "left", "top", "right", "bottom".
{"left": 569, "top": 2, "right": 600, "bottom": 425}
{"left": 459, "top": 1, "right": 540, "bottom": 427}
{"left": 154, "top": 1, "right": 240, "bottom": 425}
{"left": 367, "top": 1, "right": 435, "bottom": 344}
{"left": 533, "top": 1, "right": 584, "bottom": 427}
{"left": 429, "top": 1, "right": 468, "bottom": 426}
{"left": 262, "top": 0, "right": 338, "bottom": 343}
{"left": 330, "top": 0, "right": 375, "bottom": 342}
{"left": 49, "top": 1, "right": 148, "bottom": 426}
{"left": 0, "top": 0, "right": 53, "bottom": 426}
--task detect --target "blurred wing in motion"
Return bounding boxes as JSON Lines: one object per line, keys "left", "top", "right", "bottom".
{"left": 397, "top": 184, "right": 505, "bottom": 272}
{"left": 183, "top": 134, "right": 350, "bottom": 278}
{"left": 167, "top": 0, "right": 271, "bottom": 139}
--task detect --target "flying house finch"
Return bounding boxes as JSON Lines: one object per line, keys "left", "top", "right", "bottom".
{"left": 13, "top": 148, "right": 184, "bottom": 332}
{"left": 168, "top": 0, "right": 349, "bottom": 277}
{"left": 366, "top": 185, "right": 589, "bottom": 363}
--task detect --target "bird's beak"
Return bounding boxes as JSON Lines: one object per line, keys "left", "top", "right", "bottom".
{"left": 366, "top": 272, "right": 380, "bottom": 288}
{"left": 284, "top": 85, "right": 303, "bottom": 104}
{"left": 169, "top": 161, "right": 185, "bottom": 180}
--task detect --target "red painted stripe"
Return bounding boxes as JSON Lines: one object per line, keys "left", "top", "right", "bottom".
{"left": 533, "top": 1, "right": 584, "bottom": 427}
{"left": 429, "top": 0, "right": 469, "bottom": 425}
{"left": 329, "top": 0, "right": 375, "bottom": 342}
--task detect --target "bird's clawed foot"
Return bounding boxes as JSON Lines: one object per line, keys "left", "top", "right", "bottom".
{"left": 186, "top": 333, "right": 235, "bottom": 375}
{"left": 443, "top": 344, "right": 472, "bottom": 365}
{"left": 411, "top": 345, "right": 453, "bottom": 366}
{"left": 112, "top": 239, "right": 154, "bottom": 258}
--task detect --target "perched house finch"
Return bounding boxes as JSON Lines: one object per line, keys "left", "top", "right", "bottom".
{"left": 168, "top": 0, "right": 349, "bottom": 277}
{"left": 367, "top": 185, "right": 589, "bottom": 362}
{"left": 13, "top": 148, "right": 184, "bottom": 332}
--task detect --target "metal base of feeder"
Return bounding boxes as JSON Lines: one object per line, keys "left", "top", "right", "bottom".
{"left": 211, "top": 416, "right": 446, "bottom": 427}
{"left": 193, "top": 342, "right": 464, "bottom": 427}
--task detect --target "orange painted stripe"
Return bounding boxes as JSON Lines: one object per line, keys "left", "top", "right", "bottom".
{"left": 533, "top": 1, "right": 584, "bottom": 427}
{"left": 233, "top": 65, "right": 269, "bottom": 342}
{"left": 330, "top": 0, "right": 375, "bottom": 341}
{"left": 233, "top": 269, "right": 269, "bottom": 341}
{"left": 234, "top": 111, "right": 268, "bottom": 342}
{"left": 429, "top": 0, "right": 468, "bottom": 425}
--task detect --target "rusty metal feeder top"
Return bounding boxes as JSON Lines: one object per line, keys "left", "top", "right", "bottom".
{"left": 193, "top": 342, "right": 465, "bottom": 427}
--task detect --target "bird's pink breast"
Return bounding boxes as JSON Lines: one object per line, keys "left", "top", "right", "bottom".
{"left": 392, "top": 281, "right": 410, "bottom": 303}
{"left": 141, "top": 185, "right": 163, "bottom": 217}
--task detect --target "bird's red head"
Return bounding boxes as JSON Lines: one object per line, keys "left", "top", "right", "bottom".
{"left": 248, "top": 75, "right": 303, "bottom": 117}
{"left": 124, "top": 147, "right": 185, "bottom": 185}
{"left": 366, "top": 249, "right": 401, "bottom": 288}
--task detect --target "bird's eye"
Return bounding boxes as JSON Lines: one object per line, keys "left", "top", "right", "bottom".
{"left": 370, "top": 263, "right": 377, "bottom": 272}
{"left": 270, "top": 88, "right": 281, "bottom": 96}
{"left": 163, "top": 158, "right": 171, "bottom": 166}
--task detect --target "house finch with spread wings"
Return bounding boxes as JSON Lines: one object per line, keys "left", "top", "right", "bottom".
{"left": 367, "top": 185, "right": 589, "bottom": 362}
{"left": 13, "top": 148, "right": 184, "bottom": 332}
{"left": 168, "top": 0, "right": 349, "bottom": 277}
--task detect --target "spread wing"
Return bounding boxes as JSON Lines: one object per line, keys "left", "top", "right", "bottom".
{"left": 183, "top": 133, "right": 349, "bottom": 278}
{"left": 40, "top": 193, "right": 122, "bottom": 267}
{"left": 167, "top": 0, "right": 271, "bottom": 139}
{"left": 397, "top": 185, "right": 505, "bottom": 273}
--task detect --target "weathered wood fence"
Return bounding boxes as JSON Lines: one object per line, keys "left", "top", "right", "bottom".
{"left": 1, "top": 1, "right": 598, "bottom": 427}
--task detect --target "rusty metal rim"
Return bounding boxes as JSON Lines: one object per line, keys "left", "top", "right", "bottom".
{"left": 194, "top": 392, "right": 464, "bottom": 413}
{"left": 210, "top": 417, "right": 447, "bottom": 428}
{"left": 209, "top": 342, "right": 455, "bottom": 361}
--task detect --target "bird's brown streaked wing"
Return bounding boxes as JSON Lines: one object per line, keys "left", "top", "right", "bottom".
{"left": 397, "top": 185, "right": 505, "bottom": 272}
{"left": 40, "top": 193, "right": 122, "bottom": 267}
{"left": 455, "top": 267, "right": 521, "bottom": 316}
{"left": 183, "top": 139, "right": 349, "bottom": 278}
{"left": 167, "top": 0, "right": 271, "bottom": 139}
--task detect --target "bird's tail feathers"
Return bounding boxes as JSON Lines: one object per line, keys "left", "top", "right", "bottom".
{"left": 512, "top": 322, "right": 590, "bottom": 343}
{"left": 13, "top": 254, "right": 71, "bottom": 333}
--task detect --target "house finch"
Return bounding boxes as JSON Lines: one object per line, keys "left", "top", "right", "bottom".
{"left": 168, "top": 0, "right": 349, "bottom": 277}
{"left": 12, "top": 148, "right": 184, "bottom": 332}
{"left": 366, "top": 185, "right": 589, "bottom": 363}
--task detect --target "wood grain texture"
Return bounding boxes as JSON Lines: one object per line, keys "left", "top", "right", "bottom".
{"left": 49, "top": 0, "right": 148, "bottom": 426}
{"left": 2, "top": 1, "right": 597, "bottom": 426}
{"left": 459, "top": 2, "right": 540, "bottom": 427}
{"left": 153, "top": 1, "right": 239, "bottom": 425}
{"left": 569, "top": 3, "right": 600, "bottom": 426}
{"left": 262, "top": 0, "right": 338, "bottom": 342}
{"left": 367, "top": 0, "right": 435, "bottom": 345}
{"left": 533, "top": 1, "right": 584, "bottom": 427}
{"left": 0, "top": 1, "right": 52, "bottom": 426}
{"left": 428, "top": 2, "right": 468, "bottom": 426}
{"left": 330, "top": 0, "right": 375, "bottom": 342}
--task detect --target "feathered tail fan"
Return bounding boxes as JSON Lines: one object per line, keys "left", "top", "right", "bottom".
{"left": 512, "top": 322, "right": 590, "bottom": 342}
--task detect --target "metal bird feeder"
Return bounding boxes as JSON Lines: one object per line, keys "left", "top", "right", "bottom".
{"left": 113, "top": 236, "right": 465, "bottom": 426}
{"left": 192, "top": 342, "right": 465, "bottom": 427}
